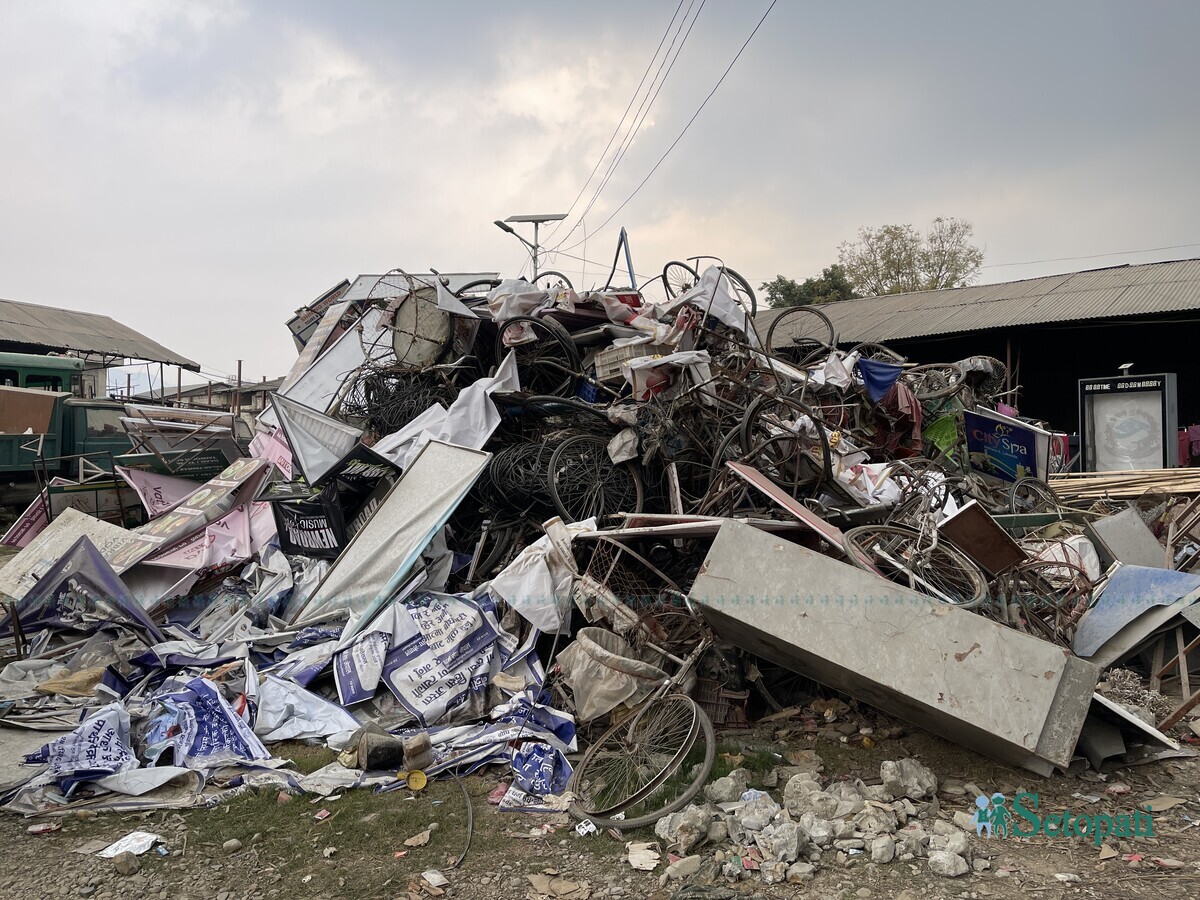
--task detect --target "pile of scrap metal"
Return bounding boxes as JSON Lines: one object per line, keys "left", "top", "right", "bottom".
{"left": 0, "top": 264, "right": 1188, "bottom": 829}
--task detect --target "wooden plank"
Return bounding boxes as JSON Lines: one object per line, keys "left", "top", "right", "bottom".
{"left": 1157, "top": 629, "right": 1200, "bottom": 681}
{"left": 938, "top": 500, "right": 1027, "bottom": 576}
{"left": 1160, "top": 684, "right": 1200, "bottom": 731}
{"left": 1151, "top": 636, "right": 1166, "bottom": 692}
{"left": 1050, "top": 469, "right": 1200, "bottom": 502}
{"left": 1178, "top": 626, "right": 1192, "bottom": 701}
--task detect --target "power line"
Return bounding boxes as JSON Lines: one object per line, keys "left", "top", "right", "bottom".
{"left": 540, "top": 0, "right": 688, "bottom": 246}
{"left": 552, "top": 0, "right": 706, "bottom": 251}
{"left": 549, "top": 248, "right": 656, "bottom": 285}
{"left": 981, "top": 241, "right": 1200, "bottom": 269}
{"left": 557, "top": 0, "right": 778, "bottom": 255}
{"left": 735, "top": 240, "right": 1200, "bottom": 288}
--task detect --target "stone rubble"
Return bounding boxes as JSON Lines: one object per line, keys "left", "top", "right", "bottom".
{"left": 657, "top": 756, "right": 984, "bottom": 891}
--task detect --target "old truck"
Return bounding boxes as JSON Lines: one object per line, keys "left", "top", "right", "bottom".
{"left": 0, "top": 354, "right": 134, "bottom": 512}
{"left": 0, "top": 385, "right": 134, "bottom": 507}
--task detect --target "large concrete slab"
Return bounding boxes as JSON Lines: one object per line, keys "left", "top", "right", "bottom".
{"left": 690, "top": 520, "right": 1099, "bottom": 775}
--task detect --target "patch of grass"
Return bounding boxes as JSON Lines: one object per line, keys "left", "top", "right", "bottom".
{"left": 740, "top": 748, "right": 782, "bottom": 775}
{"left": 267, "top": 740, "right": 338, "bottom": 775}
{"left": 169, "top": 779, "right": 475, "bottom": 896}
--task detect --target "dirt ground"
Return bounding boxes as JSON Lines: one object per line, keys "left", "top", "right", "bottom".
{"left": 1, "top": 722, "right": 1199, "bottom": 900}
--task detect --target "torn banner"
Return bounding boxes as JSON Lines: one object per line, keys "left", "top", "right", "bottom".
{"left": 116, "top": 466, "right": 199, "bottom": 519}
{"left": 0, "top": 536, "right": 163, "bottom": 642}
{"left": 144, "top": 677, "right": 270, "bottom": 769}
{"left": 106, "top": 457, "right": 270, "bottom": 575}
{"left": 332, "top": 589, "right": 544, "bottom": 726}
{"left": 25, "top": 703, "right": 138, "bottom": 792}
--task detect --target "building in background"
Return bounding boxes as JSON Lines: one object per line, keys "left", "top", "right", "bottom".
{"left": 0, "top": 296, "right": 198, "bottom": 399}
{"left": 756, "top": 258, "right": 1200, "bottom": 454}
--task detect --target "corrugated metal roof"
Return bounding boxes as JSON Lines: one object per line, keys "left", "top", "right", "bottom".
{"left": 0, "top": 298, "right": 198, "bottom": 370}
{"left": 755, "top": 258, "right": 1200, "bottom": 346}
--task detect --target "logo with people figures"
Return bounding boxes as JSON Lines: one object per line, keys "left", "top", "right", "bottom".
{"left": 969, "top": 792, "right": 1155, "bottom": 846}
{"left": 970, "top": 792, "right": 1012, "bottom": 837}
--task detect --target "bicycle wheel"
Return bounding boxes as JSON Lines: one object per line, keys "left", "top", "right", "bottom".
{"left": 568, "top": 694, "right": 715, "bottom": 830}
{"left": 764, "top": 306, "right": 836, "bottom": 367}
{"left": 549, "top": 434, "right": 644, "bottom": 522}
{"left": 739, "top": 394, "right": 832, "bottom": 496}
{"left": 494, "top": 315, "right": 581, "bottom": 397}
{"left": 850, "top": 342, "right": 906, "bottom": 364}
{"left": 456, "top": 278, "right": 502, "bottom": 300}
{"left": 1009, "top": 477, "right": 1062, "bottom": 515}
{"left": 662, "top": 261, "right": 700, "bottom": 299}
{"left": 719, "top": 267, "right": 757, "bottom": 317}
{"left": 533, "top": 270, "right": 574, "bottom": 291}
{"left": 842, "top": 524, "right": 989, "bottom": 609}
{"left": 999, "top": 559, "right": 1093, "bottom": 643}
{"left": 694, "top": 426, "right": 754, "bottom": 516}
{"left": 903, "top": 363, "right": 966, "bottom": 402}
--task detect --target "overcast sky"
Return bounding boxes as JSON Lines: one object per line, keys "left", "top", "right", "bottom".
{"left": 2, "top": 1, "right": 1199, "bottom": 387}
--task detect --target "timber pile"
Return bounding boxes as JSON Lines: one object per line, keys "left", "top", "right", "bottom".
{"left": 1050, "top": 468, "right": 1200, "bottom": 501}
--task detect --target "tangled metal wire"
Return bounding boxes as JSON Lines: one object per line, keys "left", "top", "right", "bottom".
{"left": 340, "top": 368, "right": 455, "bottom": 438}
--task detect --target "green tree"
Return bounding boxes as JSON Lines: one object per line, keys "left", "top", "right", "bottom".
{"left": 760, "top": 264, "right": 859, "bottom": 308}
{"left": 837, "top": 216, "right": 983, "bottom": 296}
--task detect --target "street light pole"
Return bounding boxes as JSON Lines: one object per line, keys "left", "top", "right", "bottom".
{"left": 493, "top": 213, "right": 567, "bottom": 281}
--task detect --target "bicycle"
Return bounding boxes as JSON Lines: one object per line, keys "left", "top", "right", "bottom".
{"left": 661, "top": 257, "right": 757, "bottom": 316}
{"left": 567, "top": 595, "right": 716, "bottom": 831}
{"left": 841, "top": 476, "right": 990, "bottom": 608}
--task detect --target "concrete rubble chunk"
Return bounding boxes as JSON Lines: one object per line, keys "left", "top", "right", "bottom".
{"left": 759, "top": 860, "right": 788, "bottom": 884}
{"left": 664, "top": 855, "right": 703, "bottom": 881}
{"left": 871, "top": 835, "right": 896, "bottom": 864}
{"left": 800, "top": 814, "right": 835, "bottom": 849}
{"left": 826, "top": 781, "right": 864, "bottom": 802}
{"left": 704, "top": 768, "right": 750, "bottom": 804}
{"left": 734, "top": 794, "right": 781, "bottom": 834}
{"left": 928, "top": 850, "right": 970, "bottom": 877}
{"left": 853, "top": 805, "right": 898, "bottom": 835}
{"left": 705, "top": 820, "right": 728, "bottom": 845}
{"left": 784, "top": 786, "right": 839, "bottom": 820}
{"left": 783, "top": 774, "right": 822, "bottom": 802}
{"left": 755, "top": 820, "right": 806, "bottom": 863}
{"left": 655, "top": 804, "right": 713, "bottom": 853}
{"left": 880, "top": 759, "right": 938, "bottom": 801}
{"left": 112, "top": 852, "right": 140, "bottom": 877}
{"left": 896, "top": 825, "right": 931, "bottom": 858}
{"left": 856, "top": 779, "right": 891, "bottom": 803}
{"left": 785, "top": 861, "right": 816, "bottom": 883}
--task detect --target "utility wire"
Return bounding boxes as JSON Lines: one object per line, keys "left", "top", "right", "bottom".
{"left": 550, "top": 248, "right": 656, "bottom": 285}
{"left": 981, "top": 241, "right": 1200, "bottom": 269}
{"left": 552, "top": 0, "right": 706, "bottom": 251}
{"left": 540, "top": 0, "right": 688, "bottom": 246}
{"left": 557, "top": 0, "right": 778, "bottom": 255}
{"left": 736, "top": 240, "right": 1200, "bottom": 288}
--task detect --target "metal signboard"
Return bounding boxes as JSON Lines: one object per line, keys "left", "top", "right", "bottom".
{"left": 1078, "top": 373, "right": 1177, "bottom": 471}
